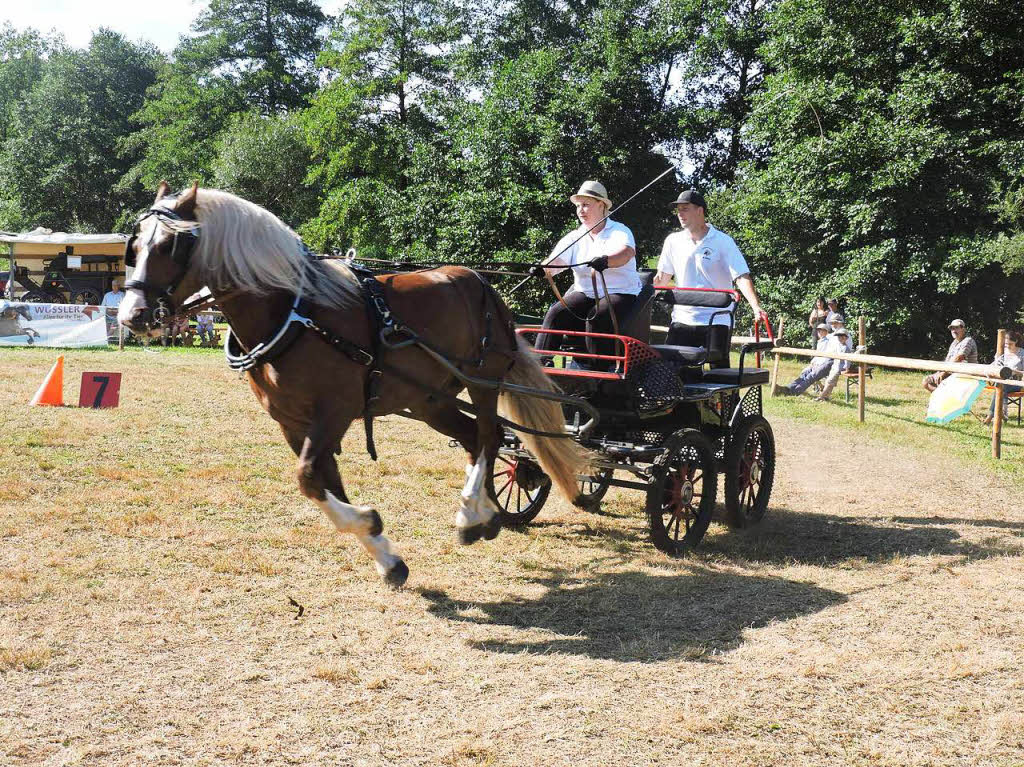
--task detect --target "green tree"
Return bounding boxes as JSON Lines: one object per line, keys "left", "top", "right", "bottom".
{"left": 0, "top": 25, "right": 62, "bottom": 228}
{"left": 0, "top": 29, "right": 160, "bottom": 231}
{"left": 211, "top": 111, "right": 319, "bottom": 226}
{"left": 302, "top": 0, "right": 462, "bottom": 252}
{"left": 187, "top": 0, "right": 327, "bottom": 114}
{"left": 125, "top": 0, "right": 328, "bottom": 192}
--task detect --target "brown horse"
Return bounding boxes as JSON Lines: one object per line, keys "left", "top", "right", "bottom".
{"left": 119, "top": 183, "right": 584, "bottom": 587}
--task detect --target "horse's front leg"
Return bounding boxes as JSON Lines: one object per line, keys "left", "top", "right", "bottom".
{"left": 289, "top": 413, "right": 408, "bottom": 588}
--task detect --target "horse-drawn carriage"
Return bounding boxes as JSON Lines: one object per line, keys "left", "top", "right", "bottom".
{"left": 492, "top": 274, "right": 777, "bottom": 554}
{"left": 121, "top": 184, "right": 778, "bottom": 586}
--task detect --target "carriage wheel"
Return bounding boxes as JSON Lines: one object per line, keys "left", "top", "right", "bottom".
{"left": 71, "top": 288, "right": 102, "bottom": 305}
{"left": 646, "top": 429, "right": 717, "bottom": 556}
{"left": 723, "top": 415, "right": 775, "bottom": 528}
{"left": 22, "top": 289, "right": 63, "bottom": 303}
{"left": 572, "top": 468, "right": 612, "bottom": 510}
{"left": 492, "top": 454, "right": 551, "bottom": 527}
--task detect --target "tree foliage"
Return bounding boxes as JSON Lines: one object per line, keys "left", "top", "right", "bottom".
{"left": 0, "top": 30, "right": 160, "bottom": 232}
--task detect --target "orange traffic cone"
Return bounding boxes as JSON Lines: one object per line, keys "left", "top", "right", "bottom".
{"left": 30, "top": 356, "right": 64, "bottom": 407}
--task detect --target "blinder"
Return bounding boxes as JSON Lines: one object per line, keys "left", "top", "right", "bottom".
{"left": 123, "top": 199, "right": 200, "bottom": 306}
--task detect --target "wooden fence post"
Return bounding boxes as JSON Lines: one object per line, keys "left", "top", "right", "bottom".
{"left": 993, "top": 328, "right": 1005, "bottom": 459}
{"left": 769, "top": 316, "right": 784, "bottom": 397}
{"left": 858, "top": 316, "right": 866, "bottom": 423}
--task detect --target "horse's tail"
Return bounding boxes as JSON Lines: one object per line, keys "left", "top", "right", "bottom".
{"left": 498, "top": 337, "right": 588, "bottom": 502}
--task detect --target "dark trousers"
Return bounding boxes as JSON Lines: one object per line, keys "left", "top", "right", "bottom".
{"left": 535, "top": 292, "right": 638, "bottom": 360}
{"left": 665, "top": 323, "right": 731, "bottom": 368}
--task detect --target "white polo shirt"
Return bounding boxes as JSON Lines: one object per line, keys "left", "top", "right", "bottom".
{"left": 656, "top": 223, "right": 750, "bottom": 325}
{"left": 546, "top": 219, "right": 641, "bottom": 298}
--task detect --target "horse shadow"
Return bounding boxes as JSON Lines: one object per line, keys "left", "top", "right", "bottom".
{"left": 419, "top": 565, "right": 846, "bottom": 662}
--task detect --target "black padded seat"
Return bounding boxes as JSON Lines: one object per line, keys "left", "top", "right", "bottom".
{"left": 651, "top": 344, "right": 707, "bottom": 366}
{"left": 701, "top": 367, "right": 770, "bottom": 386}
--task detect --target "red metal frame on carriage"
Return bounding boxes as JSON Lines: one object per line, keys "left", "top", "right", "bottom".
{"left": 514, "top": 327, "right": 652, "bottom": 380}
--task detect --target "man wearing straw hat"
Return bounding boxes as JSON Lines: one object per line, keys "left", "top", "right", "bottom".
{"left": 654, "top": 189, "right": 767, "bottom": 367}
{"left": 532, "top": 180, "right": 641, "bottom": 361}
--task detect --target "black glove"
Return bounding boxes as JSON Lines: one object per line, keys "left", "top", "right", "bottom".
{"left": 589, "top": 255, "right": 610, "bottom": 272}
{"left": 528, "top": 265, "right": 546, "bottom": 278}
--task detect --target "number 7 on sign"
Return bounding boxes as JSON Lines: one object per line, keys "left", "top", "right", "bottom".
{"left": 79, "top": 372, "right": 122, "bottom": 408}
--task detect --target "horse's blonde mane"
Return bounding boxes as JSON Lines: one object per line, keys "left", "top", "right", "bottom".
{"left": 182, "top": 188, "right": 360, "bottom": 309}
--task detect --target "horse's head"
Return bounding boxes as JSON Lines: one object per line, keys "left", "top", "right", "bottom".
{"left": 119, "top": 182, "right": 204, "bottom": 338}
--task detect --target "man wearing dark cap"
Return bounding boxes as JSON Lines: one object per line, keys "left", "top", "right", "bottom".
{"left": 654, "top": 189, "right": 767, "bottom": 366}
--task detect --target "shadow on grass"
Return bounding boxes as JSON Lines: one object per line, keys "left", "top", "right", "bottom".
{"left": 419, "top": 565, "right": 846, "bottom": 662}
{"left": 704, "top": 507, "right": 1022, "bottom": 566}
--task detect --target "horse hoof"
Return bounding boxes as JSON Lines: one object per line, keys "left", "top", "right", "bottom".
{"left": 363, "top": 509, "right": 383, "bottom": 537}
{"left": 383, "top": 559, "right": 409, "bottom": 589}
{"left": 481, "top": 515, "right": 502, "bottom": 540}
{"left": 457, "top": 526, "right": 482, "bottom": 546}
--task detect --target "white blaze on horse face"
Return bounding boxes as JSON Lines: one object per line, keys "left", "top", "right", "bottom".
{"left": 318, "top": 491, "right": 402, "bottom": 576}
{"left": 117, "top": 289, "right": 147, "bottom": 327}
{"left": 456, "top": 452, "right": 497, "bottom": 530}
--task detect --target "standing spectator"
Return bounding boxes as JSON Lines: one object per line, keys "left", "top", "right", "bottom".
{"left": 825, "top": 298, "right": 842, "bottom": 325}
{"left": 983, "top": 329, "right": 1024, "bottom": 425}
{"left": 922, "top": 318, "right": 979, "bottom": 392}
{"left": 808, "top": 296, "right": 828, "bottom": 347}
{"left": 100, "top": 279, "right": 125, "bottom": 341}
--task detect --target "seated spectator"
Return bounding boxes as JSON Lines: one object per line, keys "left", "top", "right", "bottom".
{"left": 983, "top": 329, "right": 1024, "bottom": 425}
{"left": 825, "top": 297, "right": 842, "bottom": 325}
{"left": 778, "top": 326, "right": 849, "bottom": 397}
{"left": 196, "top": 313, "right": 217, "bottom": 346}
{"left": 828, "top": 314, "right": 854, "bottom": 351}
{"left": 922, "top": 318, "right": 979, "bottom": 392}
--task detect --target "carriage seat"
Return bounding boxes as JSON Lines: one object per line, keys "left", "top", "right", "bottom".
{"left": 649, "top": 344, "right": 709, "bottom": 366}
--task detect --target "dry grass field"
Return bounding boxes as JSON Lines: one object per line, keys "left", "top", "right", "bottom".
{"left": 2, "top": 347, "right": 1023, "bottom": 766}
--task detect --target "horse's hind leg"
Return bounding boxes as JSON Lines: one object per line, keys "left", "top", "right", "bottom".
{"left": 420, "top": 399, "right": 502, "bottom": 545}
{"left": 289, "top": 418, "right": 408, "bottom": 588}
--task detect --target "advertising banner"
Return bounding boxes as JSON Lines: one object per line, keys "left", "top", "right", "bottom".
{"left": 0, "top": 301, "right": 110, "bottom": 348}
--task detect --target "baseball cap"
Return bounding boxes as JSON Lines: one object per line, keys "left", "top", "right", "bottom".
{"left": 816, "top": 323, "right": 829, "bottom": 331}
{"left": 948, "top": 318, "right": 966, "bottom": 328}
{"left": 834, "top": 327, "right": 849, "bottom": 336}
{"left": 670, "top": 189, "right": 707, "bottom": 210}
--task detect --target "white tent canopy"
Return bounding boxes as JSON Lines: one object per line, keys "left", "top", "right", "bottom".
{"left": 0, "top": 227, "right": 127, "bottom": 245}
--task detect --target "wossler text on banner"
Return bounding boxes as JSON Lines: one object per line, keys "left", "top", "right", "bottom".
{"left": 0, "top": 301, "right": 110, "bottom": 348}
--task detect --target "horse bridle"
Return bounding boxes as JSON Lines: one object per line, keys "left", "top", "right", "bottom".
{"left": 123, "top": 200, "right": 200, "bottom": 310}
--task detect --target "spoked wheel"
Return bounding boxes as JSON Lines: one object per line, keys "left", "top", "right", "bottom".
{"left": 572, "top": 468, "right": 612, "bottom": 510}
{"left": 646, "top": 429, "right": 718, "bottom": 556}
{"left": 492, "top": 454, "right": 551, "bottom": 527}
{"left": 71, "top": 288, "right": 102, "bottom": 305}
{"left": 723, "top": 415, "right": 776, "bottom": 528}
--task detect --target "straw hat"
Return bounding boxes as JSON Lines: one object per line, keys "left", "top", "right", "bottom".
{"left": 570, "top": 180, "right": 612, "bottom": 208}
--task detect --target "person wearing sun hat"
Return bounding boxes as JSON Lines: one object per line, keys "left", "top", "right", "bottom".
{"left": 654, "top": 188, "right": 767, "bottom": 367}
{"left": 532, "top": 180, "right": 641, "bottom": 361}
{"left": 922, "top": 318, "right": 978, "bottom": 392}
{"left": 778, "top": 326, "right": 851, "bottom": 397}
